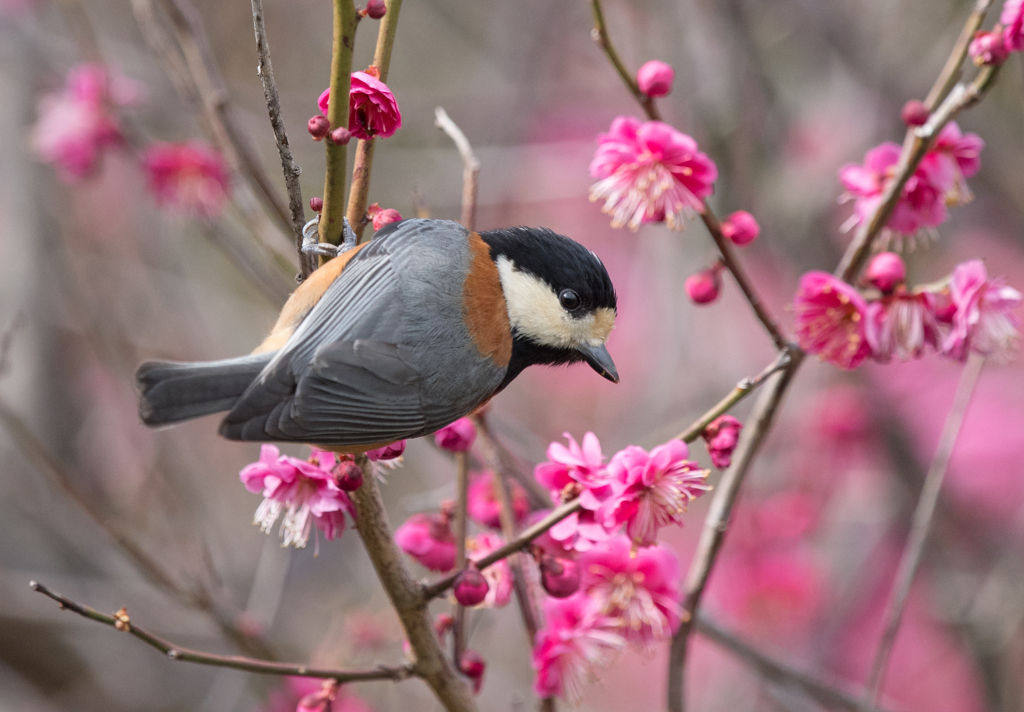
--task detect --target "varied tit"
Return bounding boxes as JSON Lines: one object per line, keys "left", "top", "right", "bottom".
{"left": 136, "top": 219, "right": 618, "bottom": 453}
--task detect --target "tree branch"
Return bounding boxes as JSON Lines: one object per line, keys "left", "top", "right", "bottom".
{"left": 423, "top": 499, "right": 582, "bottom": 600}
{"left": 31, "top": 582, "right": 413, "bottom": 682}
{"left": 345, "top": 0, "right": 405, "bottom": 243}
{"left": 452, "top": 451, "right": 470, "bottom": 664}
{"left": 318, "top": 0, "right": 358, "bottom": 249}
{"left": 347, "top": 457, "right": 477, "bottom": 712}
{"left": 861, "top": 355, "right": 984, "bottom": 707}
{"left": 250, "top": 0, "right": 315, "bottom": 279}
{"left": 922, "top": 0, "right": 995, "bottom": 110}
{"left": 434, "top": 108, "right": 480, "bottom": 233}
{"left": 589, "top": 0, "right": 661, "bottom": 121}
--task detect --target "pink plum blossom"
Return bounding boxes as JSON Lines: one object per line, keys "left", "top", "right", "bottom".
{"left": 578, "top": 536, "right": 682, "bottom": 646}
{"left": 534, "top": 432, "right": 616, "bottom": 553}
{"left": 31, "top": 63, "right": 137, "bottom": 181}
{"left": 433, "top": 416, "right": 476, "bottom": 452}
{"left": 636, "top": 60, "right": 675, "bottom": 97}
{"left": 531, "top": 594, "right": 626, "bottom": 702}
{"left": 702, "top": 415, "right": 743, "bottom": 469}
{"left": 318, "top": 71, "right": 402, "bottom": 141}
{"left": 142, "top": 141, "right": 231, "bottom": 218}
{"left": 239, "top": 445, "right": 354, "bottom": 549}
{"left": 589, "top": 116, "right": 718, "bottom": 231}
{"left": 941, "top": 260, "right": 1022, "bottom": 362}
{"left": 466, "top": 533, "right": 513, "bottom": 608}
{"left": 720, "top": 210, "right": 760, "bottom": 245}
{"left": 839, "top": 142, "right": 951, "bottom": 238}
{"left": 1002, "top": 0, "right": 1024, "bottom": 52}
{"left": 931, "top": 122, "right": 984, "bottom": 205}
{"left": 865, "top": 291, "right": 942, "bottom": 362}
{"left": 394, "top": 509, "right": 456, "bottom": 572}
{"left": 467, "top": 470, "right": 529, "bottom": 529}
{"left": 793, "top": 271, "right": 872, "bottom": 370}
{"left": 601, "top": 440, "right": 710, "bottom": 548}
{"left": 366, "top": 440, "right": 405, "bottom": 462}
{"left": 969, "top": 30, "right": 1010, "bottom": 65}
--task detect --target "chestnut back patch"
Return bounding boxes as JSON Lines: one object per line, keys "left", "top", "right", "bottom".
{"left": 462, "top": 233, "right": 512, "bottom": 367}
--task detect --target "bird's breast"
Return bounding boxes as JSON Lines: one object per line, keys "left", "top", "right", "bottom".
{"left": 461, "top": 233, "right": 513, "bottom": 368}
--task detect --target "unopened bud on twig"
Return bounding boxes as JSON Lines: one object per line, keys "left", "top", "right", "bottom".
{"left": 307, "top": 115, "right": 330, "bottom": 141}
{"left": 365, "top": 0, "right": 387, "bottom": 19}
{"left": 864, "top": 252, "right": 906, "bottom": 294}
{"left": 333, "top": 458, "right": 364, "bottom": 491}
{"left": 636, "top": 60, "right": 675, "bottom": 98}
{"left": 540, "top": 556, "right": 581, "bottom": 598}
{"left": 452, "top": 568, "right": 489, "bottom": 606}
{"left": 459, "top": 649, "right": 486, "bottom": 694}
{"left": 900, "top": 100, "right": 929, "bottom": 127}
{"left": 309, "top": 196, "right": 324, "bottom": 213}
{"left": 685, "top": 263, "right": 724, "bottom": 305}
{"left": 329, "top": 127, "right": 353, "bottom": 145}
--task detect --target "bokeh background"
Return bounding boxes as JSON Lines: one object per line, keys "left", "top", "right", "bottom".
{"left": 1, "top": 0, "right": 1024, "bottom": 710}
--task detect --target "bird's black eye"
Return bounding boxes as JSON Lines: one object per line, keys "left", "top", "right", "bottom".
{"left": 559, "top": 289, "right": 581, "bottom": 311}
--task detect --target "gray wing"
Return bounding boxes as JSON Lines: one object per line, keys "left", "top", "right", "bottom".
{"left": 220, "top": 220, "right": 494, "bottom": 445}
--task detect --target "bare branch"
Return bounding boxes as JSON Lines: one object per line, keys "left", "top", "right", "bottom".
{"left": 862, "top": 355, "right": 984, "bottom": 706}
{"left": 31, "top": 582, "right": 413, "bottom": 682}
{"left": 923, "top": 0, "right": 996, "bottom": 110}
{"left": 250, "top": 0, "right": 315, "bottom": 279}
{"left": 452, "top": 451, "right": 470, "bottom": 663}
{"left": 434, "top": 108, "right": 480, "bottom": 232}
{"left": 589, "top": 0, "right": 661, "bottom": 122}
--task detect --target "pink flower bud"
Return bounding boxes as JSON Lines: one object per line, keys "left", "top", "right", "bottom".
{"left": 307, "top": 115, "right": 330, "bottom": 141}
{"left": 296, "top": 680, "right": 337, "bottom": 712}
{"left": 309, "top": 196, "right": 323, "bottom": 213}
{"left": 366, "top": 440, "right": 405, "bottom": 461}
{"left": 395, "top": 510, "right": 456, "bottom": 571}
{"left": 365, "top": 0, "right": 387, "bottom": 19}
{"left": 968, "top": 30, "right": 1010, "bottom": 66}
{"left": 329, "top": 126, "right": 352, "bottom": 145}
{"left": 452, "top": 569, "right": 489, "bottom": 606}
{"left": 459, "top": 649, "right": 486, "bottom": 694}
{"left": 434, "top": 417, "right": 476, "bottom": 452}
{"left": 434, "top": 613, "right": 454, "bottom": 639}
{"left": 720, "top": 210, "right": 760, "bottom": 246}
{"left": 864, "top": 252, "right": 906, "bottom": 293}
{"left": 702, "top": 415, "right": 742, "bottom": 469}
{"left": 900, "top": 100, "right": 929, "bottom": 127}
{"left": 685, "top": 264, "right": 723, "bottom": 305}
{"left": 540, "top": 556, "right": 581, "bottom": 598}
{"left": 333, "top": 459, "right": 364, "bottom": 491}
{"left": 636, "top": 60, "right": 675, "bottom": 98}
{"left": 368, "top": 206, "right": 402, "bottom": 231}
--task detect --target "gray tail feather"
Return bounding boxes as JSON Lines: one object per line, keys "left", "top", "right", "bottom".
{"left": 136, "top": 353, "right": 275, "bottom": 427}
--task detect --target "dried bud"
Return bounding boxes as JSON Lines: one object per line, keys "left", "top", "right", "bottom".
{"left": 636, "top": 60, "right": 674, "bottom": 98}
{"left": 365, "top": 0, "right": 387, "bottom": 19}
{"left": 720, "top": 210, "right": 760, "bottom": 246}
{"left": 333, "top": 458, "right": 364, "bottom": 491}
{"left": 329, "top": 127, "right": 353, "bottom": 145}
{"left": 459, "top": 649, "right": 486, "bottom": 694}
{"left": 540, "top": 556, "right": 581, "bottom": 598}
{"left": 900, "top": 100, "right": 929, "bottom": 127}
{"left": 452, "top": 569, "right": 489, "bottom": 606}
{"left": 968, "top": 30, "right": 1010, "bottom": 66}
{"left": 309, "top": 196, "right": 324, "bottom": 213}
{"left": 685, "top": 264, "right": 723, "bottom": 305}
{"left": 864, "top": 252, "right": 906, "bottom": 294}
{"left": 307, "top": 115, "right": 330, "bottom": 141}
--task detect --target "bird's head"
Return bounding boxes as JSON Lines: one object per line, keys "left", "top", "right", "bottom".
{"left": 480, "top": 227, "right": 619, "bottom": 383}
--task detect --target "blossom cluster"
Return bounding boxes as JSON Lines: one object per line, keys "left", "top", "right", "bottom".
{"left": 967, "top": 1, "right": 1024, "bottom": 65}
{"left": 795, "top": 256, "right": 1021, "bottom": 369}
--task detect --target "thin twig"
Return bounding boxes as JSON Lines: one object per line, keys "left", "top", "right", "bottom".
{"left": 346, "top": 0, "right": 405, "bottom": 243}
{"left": 923, "top": 0, "right": 995, "bottom": 110}
{"left": 348, "top": 458, "right": 477, "bottom": 711}
{"left": 0, "top": 312, "right": 24, "bottom": 377}
{"left": 474, "top": 417, "right": 552, "bottom": 510}
{"left": 250, "top": 0, "right": 315, "bottom": 279}
{"left": 423, "top": 499, "right": 583, "bottom": 600}
{"left": 434, "top": 108, "right": 481, "bottom": 232}
{"left": 452, "top": 451, "right": 470, "bottom": 664}
{"left": 695, "top": 613, "right": 890, "bottom": 712}
{"left": 699, "top": 207, "right": 789, "bottom": 350}
{"left": 862, "top": 354, "right": 984, "bottom": 707}
{"left": 318, "top": 0, "right": 358, "bottom": 249}
{"left": 676, "top": 349, "right": 792, "bottom": 443}
{"left": 30, "top": 581, "right": 412, "bottom": 681}
{"left": 589, "top": 0, "right": 661, "bottom": 121}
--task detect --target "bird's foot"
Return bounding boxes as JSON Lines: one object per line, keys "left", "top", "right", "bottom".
{"left": 300, "top": 217, "right": 358, "bottom": 258}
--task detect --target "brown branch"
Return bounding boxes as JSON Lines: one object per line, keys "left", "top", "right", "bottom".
{"left": 318, "top": 0, "right": 357, "bottom": 250}
{"left": 695, "top": 613, "right": 890, "bottom": 712}
{"left": 345, "top": 0, "right": 405, "bottom": 243}
{"left": 434, "top": 108, "right": 480, "bottom": 232}
{"left": 31, "top": 581, "right": 412, "bottom": 682}
{"left": 250, "top": 0, "right": 315, "bottom": 279}
{"left": 675, "top": 348, "right": 793, "bottom": 443}
{"left": 347, "top": 457, "right": 477, "bottom": 712}
{"left": 923, "top": 0, "right": 996, "bottom": 110}
{"left": 423, "top": 499, "right": 583, "bottom": 600}
{"left": 452, "top": 451, "right": 470, "bottom": 664}
{"left": 862, "top": 355, "right": 984, "bottom": 706}
{"left": 589, "top": 0, "right": 661, "bottom": 122}
{"left": 474, "top": 417, "right": 552, "bottom": 510}
{"left": 699, "top": 207, "right": 789, "bottom": 350}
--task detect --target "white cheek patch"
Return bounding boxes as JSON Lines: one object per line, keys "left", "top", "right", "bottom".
{"left": 496, "top": 257, "right": 615, "bottom": 349}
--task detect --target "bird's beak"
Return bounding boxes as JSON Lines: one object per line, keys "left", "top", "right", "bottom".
{"left": 577, "top": 342, "right": 619, "bottom": 383}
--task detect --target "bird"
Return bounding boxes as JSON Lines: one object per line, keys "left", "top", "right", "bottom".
{"left": 135, "top": 218, "right": 618, "bottom": 453}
